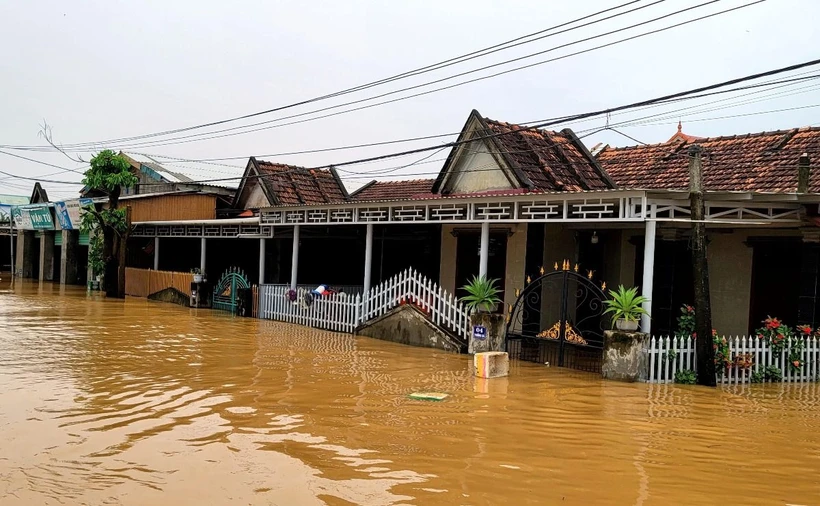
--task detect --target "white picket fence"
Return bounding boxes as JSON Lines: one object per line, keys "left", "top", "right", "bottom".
{"left": 257, "top": 284, "right": 361, "bottom": 333}
{"left": 645, "top": 335, "right": 820, "bottom": 384}
{"left": 257, "top": 268, "right": 471, "bottom": 341}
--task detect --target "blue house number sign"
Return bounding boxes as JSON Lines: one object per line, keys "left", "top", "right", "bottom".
{"left": 473, "top": 325, "right": 487, "bottom": 340}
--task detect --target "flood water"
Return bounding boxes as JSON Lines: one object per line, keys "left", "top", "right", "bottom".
{"left": 1, "top": 279, "right": 819, "bottom": 505}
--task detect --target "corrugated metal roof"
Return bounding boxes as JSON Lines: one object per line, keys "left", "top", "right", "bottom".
{"left": 122, "top": 152, "right": 243, "bottom": 189}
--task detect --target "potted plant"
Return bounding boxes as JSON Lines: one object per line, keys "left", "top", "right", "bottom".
{"left": 191, "top": 268, "right": 204, "bottom": 284}
{"left": 462, "top": 275, "right": 502, "bottom": 313}
{"left": 461, "top": 276, "right": 504, "bottom": 354}
{"left": 603, "top": 285, "right": 648, "bottom": 332}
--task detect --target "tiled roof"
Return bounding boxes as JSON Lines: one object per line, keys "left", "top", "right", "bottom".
{"left": 483, "top": 117, "right": 615, "bottom": 192}
{"left": 256, "top": 160, "right": 347, "bottom": 205}
{"left": 350, "top": 179, "right": 435, "bottom": 201}
{"left": 597, "top": 127, "right": 820, "bottom": 192}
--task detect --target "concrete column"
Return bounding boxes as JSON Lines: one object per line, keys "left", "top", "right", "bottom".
{"left": 363, "top": 223, "right": 373, "bottom": 295}
{"left": 290, "top": 225, "right": 300, "bottom": 290}
{"left": 641, "top": 219, "right": 657, "bottom": 334}
{"left": 153, "top": 237, "right": 160, "bottom": 270}
{"left": 259, "top": 238, "right": 266, "bottom": 285}
{"left": 39, "top": 231, "right": 55, "bottom": 282}
{"left": 479, "top": 221, "right": 490, "bottom": 279}
{"left": 60, "top": 230, "right": 80, "bottom": 285}
{"left": 200, "top": 237, "right": 207, "bottom": 273}
{"left": 16, "top": 231, "right": 35, "bottom": 278}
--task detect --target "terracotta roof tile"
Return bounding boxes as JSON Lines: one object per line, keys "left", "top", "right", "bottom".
{"left": 597, "top": 126, "right": 820, "bottom": 192}
{"left": 483, "top": 118, "right": 614, "bottom": 192}
{"left": 256, "top": 161, "right": 347, "bottom": 205}
{"left": 351, "top": 179, "right": 435, "bottom": 201}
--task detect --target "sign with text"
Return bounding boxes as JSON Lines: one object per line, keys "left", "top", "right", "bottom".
{"left": 54, "top": 199, "right": 92, "bottom": 230}
{"left": 28, "top": 206, "right": 54, "bottom": 230}
{"left": 11, "top": 206, "right": 32, "bottom": 230}
{"left": 473, "top": 325, "right": 487, "bottom": 341}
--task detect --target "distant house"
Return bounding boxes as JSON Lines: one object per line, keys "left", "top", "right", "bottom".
{"left": 80, "top": 152, "right": 241, "bottom": 202}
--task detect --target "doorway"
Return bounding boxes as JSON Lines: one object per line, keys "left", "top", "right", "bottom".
{"left": 749, "top": 240, "right": 801, "bottom": 332}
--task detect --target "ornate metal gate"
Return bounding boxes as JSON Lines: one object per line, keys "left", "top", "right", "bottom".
{"left": 506, "top": 262, "right": 608, "bottom": 372}
{"left": 212, "top": 267, "right": 250, "bottom": 313}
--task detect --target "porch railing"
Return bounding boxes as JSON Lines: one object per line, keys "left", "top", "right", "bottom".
{"left": 257, "top": 268, "right": 471, "bottom": 342}
{"left": 645, "top": 335, "right": 820, "bottom": 384}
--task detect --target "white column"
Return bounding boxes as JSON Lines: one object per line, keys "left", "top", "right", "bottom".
{"left": 290, "top": 225, "right": 300, "bottom": 290}
{"left": 259, "top": 238, "right": 266, "bottom": 285}
{"left": 200, "top": 237, "right": 206, "bottom": 272}
{"left": 641, "top": 218, "right": 656, "bottom": 334}
{"left": 363, "top": 223, "right": 374, "bottom": 295}
{"left": 478, "top": 221, "right": 490, "bottom": 279}
{"left": 153, "top": 236, "right": 160, "bottom": 270}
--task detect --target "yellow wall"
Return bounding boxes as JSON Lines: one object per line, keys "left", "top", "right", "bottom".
{"left": 503, "top": 224, "right": 527, "bottom": 310}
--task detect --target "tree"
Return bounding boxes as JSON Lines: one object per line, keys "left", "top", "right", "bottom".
{"left": 80, "top": 150, "right": 137, "bottom": 298}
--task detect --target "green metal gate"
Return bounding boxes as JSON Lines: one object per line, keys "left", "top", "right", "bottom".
{"left": 212, "top": 267, "right": 250, "bottom": 313}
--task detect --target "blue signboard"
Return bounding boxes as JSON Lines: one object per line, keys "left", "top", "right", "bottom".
{"left": 473, "top": 325, "right": 487, "bottom": 341}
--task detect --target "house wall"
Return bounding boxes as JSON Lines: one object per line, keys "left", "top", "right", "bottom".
{"left": 447, "top": 142, "right": 513, "bottom": 193}
{"left": 238, "top": 179, "right": 270, "bottom": 210}
{"left": 118, "top": 194, "right": 217, "bottom": 221}
{"left": 439, "top": 223, "right": 526, "bottom": 309}
{"left": 503, "top": 224, "right": 527, "bottom": 310}
{"left": 439, "top": 225, "right": 457, "bottom": 294}
{"left": 127, "top": 170, "right": 176, "bottom": 196}
{"left": 618, "top": 231, "right": 637, "bottom": 287}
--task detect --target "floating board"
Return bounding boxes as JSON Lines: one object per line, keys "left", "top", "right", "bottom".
{"left": 408, "top": 392, "right": 449, "bottom": 401}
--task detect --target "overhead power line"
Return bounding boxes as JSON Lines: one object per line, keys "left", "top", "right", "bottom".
{"left": 27, "top": 0, "right": 650, "bottom": 149}
{"left": 60, "top": 0, "right": 749, "bottom": 152}
{"left": 112, "top": 56, "right": 820, "bottom": 186}
{"left": 5, "top": 56, "right": 820, "bottom": 191}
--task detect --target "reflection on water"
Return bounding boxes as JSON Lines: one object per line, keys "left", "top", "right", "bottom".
{"left": 1, "top": 279, "right": 819, "bottom": 505}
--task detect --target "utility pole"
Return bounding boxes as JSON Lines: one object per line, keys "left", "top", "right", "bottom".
{"left": 689, "top": 145, "right": 716, "bottom": 386}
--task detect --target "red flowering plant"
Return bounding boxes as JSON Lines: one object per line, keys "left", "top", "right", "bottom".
{"left": 675, "top": 304, "right": 696, "bottom": 337}
{"left": 756, "top": 316, "right": 791, "bottom": 354}
{"left": 756, "top": 316, "right": 805, "bottom": 373}
{"left": 713, "top": 333, "right": 732, "bottom": 377}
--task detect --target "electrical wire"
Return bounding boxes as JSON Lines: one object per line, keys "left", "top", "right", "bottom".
{"left": 21, "top": 0, "right": 651, "bottom": 149}
{"left": 66, "top": 0, "right": 751, "bottom": 152}
{"left": 4, "top": 56, "right": 820, "bottom": 191}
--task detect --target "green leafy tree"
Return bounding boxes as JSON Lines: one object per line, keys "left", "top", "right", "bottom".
{"left": 80, "top": 150, "right": 137, "bottom": 298}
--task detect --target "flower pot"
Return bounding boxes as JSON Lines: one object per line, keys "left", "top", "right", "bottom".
{"left": 616, "top": 319, "right": 639, "bottom": 332}
{"left": 193, "top": 274, "right": 203, "bottom": 284}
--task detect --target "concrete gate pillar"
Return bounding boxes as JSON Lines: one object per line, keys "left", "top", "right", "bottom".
{"left": 60, "top": 230, "right": 80, "bottom": 285}
{"left": 39, "top": 231, "right": 55, "bottom": 282}
{"left": 15, "top": 231, "right": 36, "bottom": 278}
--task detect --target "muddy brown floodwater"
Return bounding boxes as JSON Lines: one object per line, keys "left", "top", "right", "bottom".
{"left": 1, "top": 280, "right": 819, "bottom": 505}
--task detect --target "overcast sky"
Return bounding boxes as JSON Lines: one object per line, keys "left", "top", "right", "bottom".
{"left": 1, "top": 0, "right": 819, "bottom": 198}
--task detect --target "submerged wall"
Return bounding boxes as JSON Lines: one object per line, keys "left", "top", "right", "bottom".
{"left": 356, "top": 304, "right": 464, "bottom": 353}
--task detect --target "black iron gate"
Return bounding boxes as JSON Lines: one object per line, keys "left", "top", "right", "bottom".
{"left": 506, "top": 264, "right": 608, "bottom": 372}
